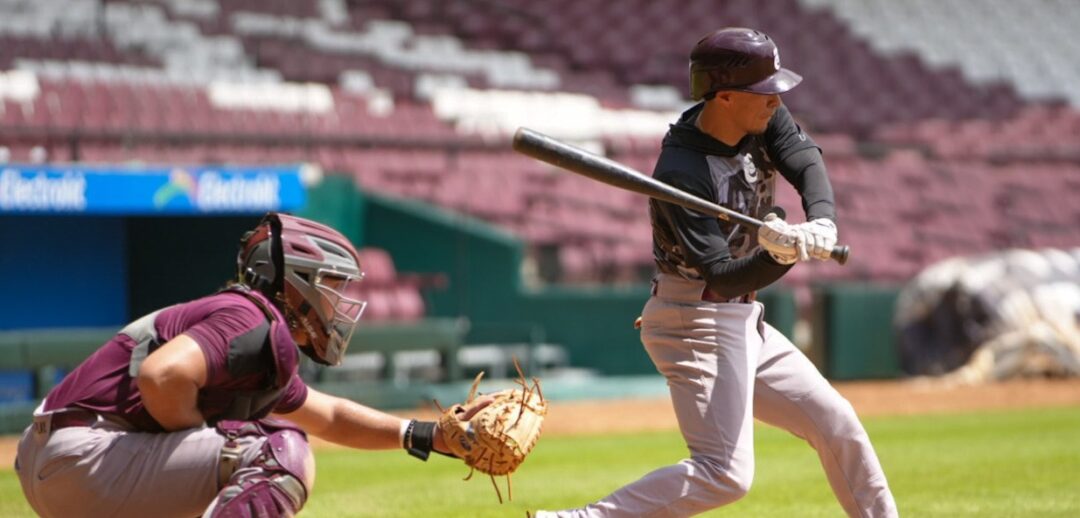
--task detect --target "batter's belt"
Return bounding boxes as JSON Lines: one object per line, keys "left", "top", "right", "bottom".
{"left": 651, "top": 273, "right": 756, "bottom": 304}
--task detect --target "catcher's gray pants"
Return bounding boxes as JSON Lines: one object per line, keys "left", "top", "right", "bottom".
{"left": 14, "top": 406, "right": 284, "bottom": 518}
{"left": 541, "top": 274, "right": 898, "bottom": 518}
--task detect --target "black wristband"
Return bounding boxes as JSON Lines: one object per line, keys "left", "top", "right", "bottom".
{"left": 404, "top": 420, "right": 436, "bottom": 461}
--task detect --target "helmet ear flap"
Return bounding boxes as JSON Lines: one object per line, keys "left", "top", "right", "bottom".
{"left": 267, "top": 213, "right": 286, "bottom": 296}
{"left": 237, "top": 230, "right": 254, "bottom": 282}
{"left": 238, "top": 213, "right": 287, "bottom": 299}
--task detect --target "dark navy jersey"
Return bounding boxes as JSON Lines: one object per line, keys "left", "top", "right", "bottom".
{"left": 44, "top": 289, "right": 308, "bottom": 431}
{"left": 650, "top": 103, "right": 836, "bottom": 298}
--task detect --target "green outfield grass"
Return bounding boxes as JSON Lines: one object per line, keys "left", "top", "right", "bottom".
{"left": 2, "top": 406, "right": 1078, "bottom": 517}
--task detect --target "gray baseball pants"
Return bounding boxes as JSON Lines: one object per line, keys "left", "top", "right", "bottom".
{"left": 540, "top": 274, "right": 898, "bottom": 517}
{"left": 15, "top": 408, "right": 270, "bottom": 518}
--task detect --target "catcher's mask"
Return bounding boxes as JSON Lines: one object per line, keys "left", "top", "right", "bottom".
{"left": 237, "top": 212, "right": 367, "bottom": 366}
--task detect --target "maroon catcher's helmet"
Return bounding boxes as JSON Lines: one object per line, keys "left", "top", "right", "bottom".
{"left": 237, "top": 212, "right": 366, "bottom": 366}
{"left": 689, "top": 27, "right": 802, "bottom": 100}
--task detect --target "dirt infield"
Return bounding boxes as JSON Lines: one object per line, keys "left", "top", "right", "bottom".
{"left": 449, "top": 377, "right": 1080, "bottom": 437}
{"left": 2, "top": 378, "right": 1078, "bottom": 469}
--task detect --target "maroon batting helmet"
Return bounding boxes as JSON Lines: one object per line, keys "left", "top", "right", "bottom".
{"left": 689, "top": 28, "right": 802, "bottom": 100}
{"left": 238, "top": 212, "right": 366, "bottom": 366}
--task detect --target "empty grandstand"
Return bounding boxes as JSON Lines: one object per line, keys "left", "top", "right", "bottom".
{"left": 2, "top": 0, "right": 1076, "bottom": 291}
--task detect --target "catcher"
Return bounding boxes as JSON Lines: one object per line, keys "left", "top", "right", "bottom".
{"left": 14, "top": 212, "right": 545, "bottom": 518}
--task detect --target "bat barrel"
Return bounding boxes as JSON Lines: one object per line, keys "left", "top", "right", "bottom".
{"left": 512, "top": 128, "right": 762, "bottom": 229}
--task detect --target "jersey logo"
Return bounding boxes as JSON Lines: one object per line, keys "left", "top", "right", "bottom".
{"left": 706, "top": 154, "right": 756, "bottom": 217}
{"left": 740, "top": 153, "right": 759, "bottom": 184}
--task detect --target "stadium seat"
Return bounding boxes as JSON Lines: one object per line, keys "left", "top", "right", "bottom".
{"left": 1, "top": 0, "right": 1078, "bottom": 285}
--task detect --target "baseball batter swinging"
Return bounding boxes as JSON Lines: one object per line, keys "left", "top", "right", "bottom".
{"left": 534, "top": 28, "right": 898, "bottom": 517}
{"left": 14, "top": 213, "right": 476, "bottom": 517}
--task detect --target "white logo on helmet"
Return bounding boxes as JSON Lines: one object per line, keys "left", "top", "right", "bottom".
{"left": 774, "top": 49, "right": 781, "bottom": 71}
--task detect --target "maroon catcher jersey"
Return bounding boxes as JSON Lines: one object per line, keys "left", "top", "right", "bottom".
{"left": 43, "top": 289, "right": 308, "bottom": 432}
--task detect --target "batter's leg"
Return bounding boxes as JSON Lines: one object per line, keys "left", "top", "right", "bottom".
{"left": 752, "top": 322, "right": 898, "bottom": 518}
{"left": 538, "top": 299, "right": 764, "bottom": 517}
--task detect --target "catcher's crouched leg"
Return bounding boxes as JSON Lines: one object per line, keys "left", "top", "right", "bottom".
{"left": 203, "top": 419, "right": 316, "bottom": 518}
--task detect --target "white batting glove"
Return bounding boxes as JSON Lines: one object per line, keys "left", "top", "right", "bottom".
{"left": 767, "top": 246, "right": 800, "bottom": 265}
{"left": 793, "top": 219, "right": 837, "bottom": 261}
{"left": 758, "top": 213, "right": 808, "bottom": 265}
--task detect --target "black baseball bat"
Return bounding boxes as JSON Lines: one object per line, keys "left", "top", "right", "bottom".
{"left": 511, "top": 127, "right": 849, "bottom": 264}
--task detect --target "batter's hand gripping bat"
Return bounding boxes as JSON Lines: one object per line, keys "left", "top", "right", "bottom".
{"left": 511, "top": 127, "right": 849, "bottom": 265}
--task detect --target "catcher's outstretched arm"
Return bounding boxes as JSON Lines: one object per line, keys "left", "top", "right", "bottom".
{"left": 276, "top": 387, "right": 413, "bottom": 450}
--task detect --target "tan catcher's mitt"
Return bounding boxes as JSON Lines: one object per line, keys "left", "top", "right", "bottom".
{"left": 438, "top": 361, "right": 547, "bottom": 502}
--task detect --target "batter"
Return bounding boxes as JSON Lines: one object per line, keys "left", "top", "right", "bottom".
{"left": 535, "top": 27, "right": 898, "bottom": 518}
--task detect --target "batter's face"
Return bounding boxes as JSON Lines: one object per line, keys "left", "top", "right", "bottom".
{"left": 708, "top": 90, "right": 777, "bottom": 137}
{"left": 720, "top": 91, "right": 781, "bottom": 135}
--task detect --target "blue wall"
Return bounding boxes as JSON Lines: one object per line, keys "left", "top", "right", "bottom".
{"left": 0, "top": 216, "right": 128, "bottom": 329}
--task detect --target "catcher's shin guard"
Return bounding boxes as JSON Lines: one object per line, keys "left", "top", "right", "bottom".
{"left": 204, "top": 475, "right": 303, "bottom": 518}
{"left": 205, "top": 420, "right": 315, "bottom": 517}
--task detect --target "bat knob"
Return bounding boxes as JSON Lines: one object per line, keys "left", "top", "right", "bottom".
{"left": 766, "top": 206, "right": 786, "bottom": 220}
{"left": 830, "top": 245, "right": 850, "bottom": 265}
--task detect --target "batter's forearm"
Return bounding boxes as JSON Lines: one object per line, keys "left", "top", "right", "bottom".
{"left": 778, "top": 148, "right": 836, "bottom": 221}
{"left": 701, "top": 249, "right": 793, "bottom": 299}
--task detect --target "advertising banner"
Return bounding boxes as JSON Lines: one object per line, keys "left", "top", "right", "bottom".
{"left": 0, "top": 164, "right": 308, "bottom": 214}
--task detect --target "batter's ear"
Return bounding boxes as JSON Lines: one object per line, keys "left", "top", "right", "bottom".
{"left": 710, "top": 91, "right": 735, "bottom": 105}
